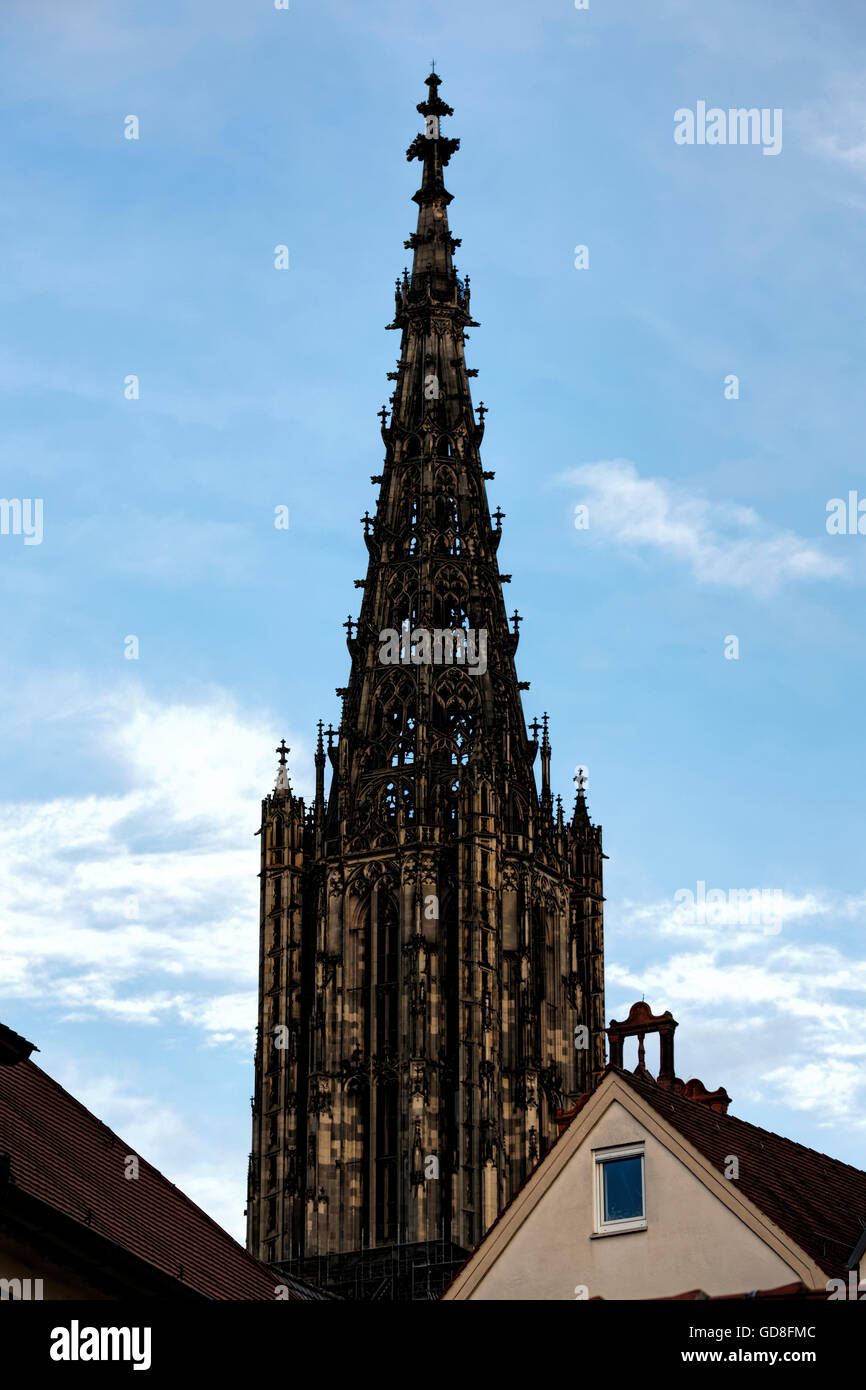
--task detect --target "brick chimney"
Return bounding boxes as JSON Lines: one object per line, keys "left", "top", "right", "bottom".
{"left": 607, "top": 1002, "right": 731, "bottom": 1114}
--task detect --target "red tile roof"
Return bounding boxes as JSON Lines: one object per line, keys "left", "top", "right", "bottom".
{"left": 618, "top": 1066, "right": 866, "bottom": 1283}
{"left": 656, "top": 1281, "right": 830, "bottom": 1301}
{"left": 444, "top": 1062, "right": 866, "bottom": 1298}
{"left": 0, "top": 1048, "right": 294, "bottom": 1300}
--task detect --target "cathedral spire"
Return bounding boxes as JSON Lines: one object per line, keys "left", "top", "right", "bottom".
{"left": 405, "top": 71, "right": 460, "bottom": 288}
{"left": 247, "top": 71, "right": 606, "bottom": 1295}
{"left": 386, "top": 71, "right": 478, "bottom": 439}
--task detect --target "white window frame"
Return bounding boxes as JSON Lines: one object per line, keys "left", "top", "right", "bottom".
{"left": 593, "top": 1143, "right": 647, "bottom": 1236}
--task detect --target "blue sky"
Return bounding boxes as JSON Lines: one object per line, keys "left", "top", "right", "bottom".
{"left": 2, "top": 0, "right": 866, "bottom": 1241}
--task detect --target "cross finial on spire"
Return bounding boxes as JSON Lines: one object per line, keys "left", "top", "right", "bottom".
{"left": 573, "top": 767, "right": 588, "bottom": 794}
{"left": 529, "top": 716, "right": 541, "bottom": 741}
{"left": 274, "top": 739, "right": 291, "bottom": 794}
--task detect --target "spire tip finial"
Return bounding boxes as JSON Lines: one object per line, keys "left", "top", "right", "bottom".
{"left": 275, "top": 739, "right": 291, "bottom": 793}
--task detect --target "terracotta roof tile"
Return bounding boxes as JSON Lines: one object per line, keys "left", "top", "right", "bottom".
{"left": 657, "top": 1281, "right": 830, "bottom": 1301}
{"left": 0, "top": 1054, "right": 296, "bottom": 1300}
{"left": 618, "top": 1066, "right": 866, "bottom": 1283}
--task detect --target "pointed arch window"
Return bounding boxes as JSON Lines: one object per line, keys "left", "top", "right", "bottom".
{"left": 451, "top": 715, "right": 473, "bottom": 765}
{"left": 433, "top": 669, "right": 479, "bottom": 767}
{"left": 434, "top": 467, "right": 459, "bottom": 535}
{"left": 399, "top": 468, "right": 421, "bottom": 557}
{"left": 391, "top": 715, "right": 415, "bottom": 766}
{"left": 388, "top": 565, "right": 418, "bottom": 631}
{"left": 381, "top": 778, "right": 414, "bottom": 824}
{"left": 434, "top": 564, "right": 469, "bottom": 629}
{"left": 375, "top": 1079, "right": 399, "bottom": 1242}
{"left": 374, "top": 670, "right": 414, "bottom": 732}
{"left": 373, "top": 881, "right": 399, "bottom": 1243}
{"left": 545, "top": 911, "right": 556, "bottom": 1013}
{"left": 382, "top": 782, "right": 398, "bottom": 822}
{"left": 375, "top": 882, "right": 399, "bottom": 994}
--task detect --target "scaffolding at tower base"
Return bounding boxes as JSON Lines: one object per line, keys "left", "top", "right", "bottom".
{"left": 276, "top": 1238, "right": 469, "bottom": 1302}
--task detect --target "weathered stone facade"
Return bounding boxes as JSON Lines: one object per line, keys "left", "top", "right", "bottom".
{"left": 246, "top": 72, "right": 605, "bottom": 1296}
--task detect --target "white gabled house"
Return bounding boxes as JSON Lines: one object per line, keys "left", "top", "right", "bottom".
{"left": 443, "top": 1003, "right": 866, "bottom": 1302}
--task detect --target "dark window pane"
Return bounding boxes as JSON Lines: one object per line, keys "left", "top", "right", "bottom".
{"left": 603, "top": 1156, "right": 643, "bottom": 1221}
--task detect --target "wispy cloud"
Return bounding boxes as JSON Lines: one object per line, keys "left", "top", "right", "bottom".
{"left": 563, "top": 460, "right": 844, "bottom": 593}
{"left": 65, "top": 510, "right": 257, "bottom": 585}
{"left": 618, "top": 888, "right": 865, "bottom": 945}
{"left": 0, "top": 681, "right": 307, "bottom": 1042}
{"left": 801, "top": 86, "right": 866, "bottom": 174}
{"left": 607, "top": 890, "right": 866, "bottom": 1134}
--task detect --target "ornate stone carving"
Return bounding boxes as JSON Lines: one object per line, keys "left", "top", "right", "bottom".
{"left": 246, "top": 69, "right": 605, "bottom": 1278}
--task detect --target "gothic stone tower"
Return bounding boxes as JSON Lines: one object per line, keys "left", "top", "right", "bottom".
{"left": 246, "top": 72, "right": 605, "bottom": 1298}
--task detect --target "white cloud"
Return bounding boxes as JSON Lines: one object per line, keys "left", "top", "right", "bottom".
{"left": 616, "top": 888, "right": 860, "bottom": 949}
{"left": 564, "top": 461, "right": 844, "bottom": 594}
{"left": 0, "top": 681, "right": 307, "bottom": 1042}
{"left": 607, "top": 890, "right": 866, "bottom": 1133}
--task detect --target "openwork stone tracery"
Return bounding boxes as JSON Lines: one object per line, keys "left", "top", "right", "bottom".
{"left": 246, "top": 72, "right": 605, "bottom": 1293}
